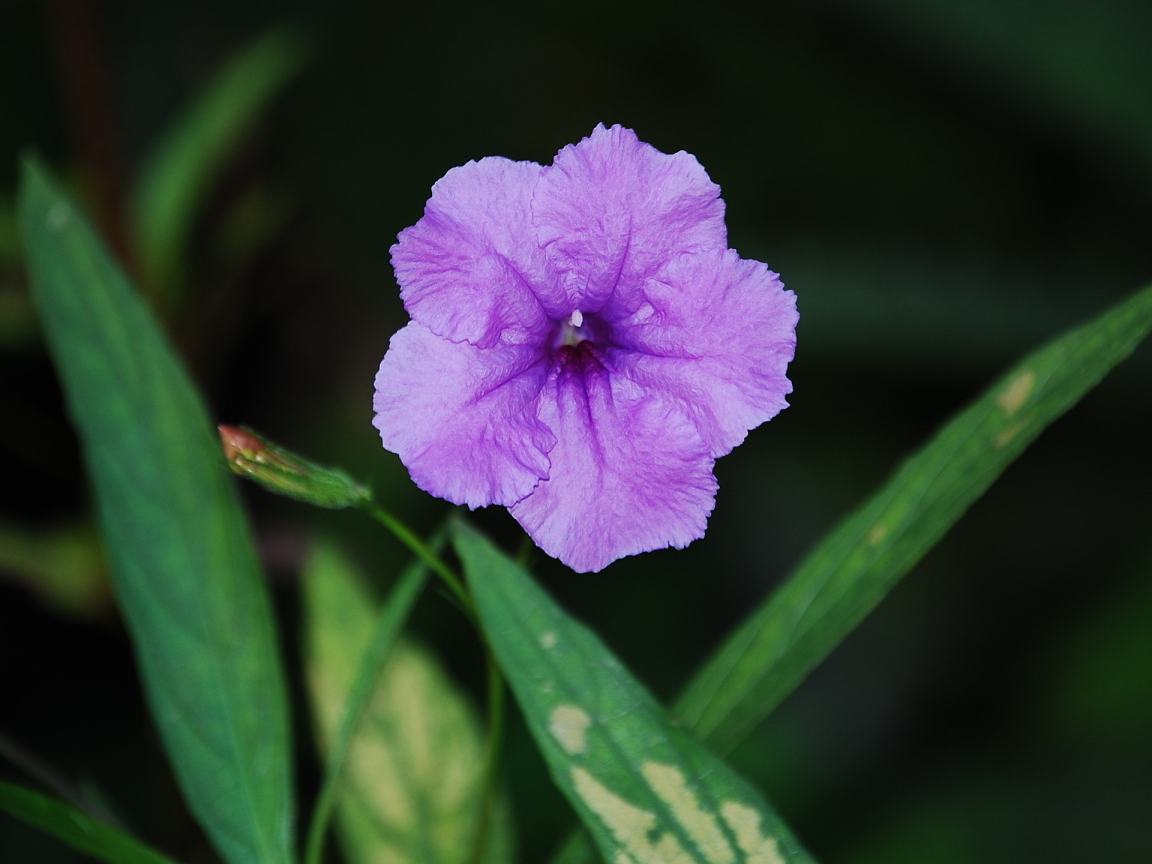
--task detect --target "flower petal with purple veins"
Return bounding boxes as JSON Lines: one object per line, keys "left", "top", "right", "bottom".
{"left": 533, "top": 124, "right": 728, "bottom": 316}
{"left": 509, "top": 354, "right": 718, "bottom": 573}
{"left": 391, "top": 157, "right": 554, "bottom": 347}
{"left": 607, "top": 248, "right": 798, "bottom": 457}
{"left": 374, "top": 125, "right": 797, "bottom": 571}
{"left": 373, "top": 322, "right": 554, "bottom": 508}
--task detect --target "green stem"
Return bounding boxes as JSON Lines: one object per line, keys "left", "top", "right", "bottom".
{"left": 301, "top": 539, "right": 437, "bottom": 864}
{"left": 468, "top": 648, "right": 506, "bottom": 864}
{"left": 0, "top": 728, "right": 122, "bottom": 829}
{"left": 358, "top": 500, "right": 473, "bottom": 617}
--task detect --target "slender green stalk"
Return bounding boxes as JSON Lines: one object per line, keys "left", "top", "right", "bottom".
{"left": 0, "top": 781, "right": 179, "bottom": 864}
{"left": 302, "top": 544, "right": 436, "bottom": 864}
{"left": 0, "top": 729, "right": 121, "bottom": 828}
{"left": 468, "top": 649, "right": 506, "bottom": 864}
{"left": 358, "top": 500, "right": 473, "bottom": 616}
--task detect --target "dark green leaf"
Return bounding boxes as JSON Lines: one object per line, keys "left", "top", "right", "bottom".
{"left": 455, "top": 520, "right": 816, "bottom": 864}
{"left": 0, "top": 521, "right": 107, "bottom": 617}
{"left": 19, "top": 157, "right": 294, "bottom": 864}
{"left": 547, "top": 825, "right": 597, "bottom": 864}
{"left": 0, "top": 781, "right": 177, "bottom": 864}
{"left": 841, "top": 0, "right": 1152, "bottom": 184}
{"left": 0, "top": 191, "right": 20, "bottom": 266}
{"left": 304, "top": 539, "right": 513, "bottom": 864}
{"left": 676, "top": 283, "right": 1152, "bottom": 754}
{"left": 130, "top": 25, "right": 309, "bottom": 302}
{"left": 0, "top": 286, "right": 38, "bottom": 349}
{"left": 0, "top": 191, "right": 37, "bottom": 349}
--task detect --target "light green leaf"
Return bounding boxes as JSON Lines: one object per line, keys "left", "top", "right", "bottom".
{"left": 676, "top": 283, "right": 1152, "bottom": 754}
{"left": 18, "top": 157, "right": 294, "bottom": 864}
{"left": 304, "top": 540, "right": 513, "bottom": 864}
{"left": 301, "top": 537, "right": 429, "bottom": 864}
{"left": 0, "top": 781, "right": 177, "bottom": 864}
{"left": 454, "top": 520, "right": 816, "bottom": 864}
{"left": 130, "top": 25, "right": 309, "bottom": 303}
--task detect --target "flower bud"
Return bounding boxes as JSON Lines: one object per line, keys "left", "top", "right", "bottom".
{"left": 219, "top": 425, "right": 369, "bottom": 509}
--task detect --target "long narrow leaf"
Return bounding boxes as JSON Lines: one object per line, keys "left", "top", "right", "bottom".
{"left": 304, "top": 539, "right": 513, "bottom": 864}
{"left": 676, "top": 282, "right": 1152, "bottom": 753}
{"left": 455, "top": 520, "right": 816, "bottom": 864}
{"left": 130, "top": 25, "right": 309, "bottom": 301}
{"left": 19, "top": 157, "right": 294, "bottom": 864}
{"left": 0, "top": 781, "right": 177, "bottom": 864}
{"left": 302, "top": 538, "right": 430, "bottom": 864}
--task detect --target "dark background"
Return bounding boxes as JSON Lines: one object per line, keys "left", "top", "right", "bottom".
{"left": 2, "top": 0, "right": 1151, "bottom": 861}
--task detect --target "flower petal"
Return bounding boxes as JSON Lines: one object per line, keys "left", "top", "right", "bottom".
{"left": 510, "top": 352, "right": 717, "bottom": 572}
{"left": 607, "top": 248, "right": 798, "bottom": 457}
{"left": 534, "top": 124, "right": 727, "bottom": 316}
{"left": 391, "top": 157, "right": 554, "bottom": 348}
{"left": 373, "top": 323, "right": 555, "bottom": 508}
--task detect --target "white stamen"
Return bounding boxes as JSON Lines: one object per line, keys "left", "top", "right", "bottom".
{"left": 569, "top": 310, "right": 584, "bottom": 328}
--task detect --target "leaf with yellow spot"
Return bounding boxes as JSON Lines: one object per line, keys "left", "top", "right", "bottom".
{"left": 677, "top": 282, "right": 1152, "bottom": 754}
{"left": 303, "top": 540, "right": 513, "bottom": 864}
{"left": 453, "top": 520, "right": 815, "bottom": 864}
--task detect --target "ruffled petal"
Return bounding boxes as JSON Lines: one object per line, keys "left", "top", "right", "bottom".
{"left": 533, "top": 124, "right": 727, "bottom": 316}
{"left": 373, "top": 323, "right": 555, "bottom": 508}
{"left": 509, "top": 350, "right": 718, "bottom": 572}
{"left": 607, "top": 248, "right": 798, "bottom": 457}
{"left": 391, "top": 157, "right": 555, "bottom": 348}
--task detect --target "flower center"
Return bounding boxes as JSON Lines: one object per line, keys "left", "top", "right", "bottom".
{"left": 557, "top": 310, "right": 591, "bottom": 348}
{"left": 550, "top": 310, "right": 608, "bottom": 375}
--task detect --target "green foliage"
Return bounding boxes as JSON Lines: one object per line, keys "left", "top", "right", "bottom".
{"left": 547, "top": 829, "right": 598, "bottom": 864}
{"left": 0, "top": 521, "right": 108, "bottom": 617}
{"left": 845, "top": 0, "right": 1152, "bottom": 182}
{"left": 130, "top": 25, "right": 310, "bottom": 304}
{"left": 676, "top": 283, "right": 1152, "bottom": 754}
{"left": 454, "top": 519, "right": 816, "bottom": 864}
{"left": 0, "top": 191, "right": 37, "bottom": 350}
{"left": 1038, "top": 556, "right": 1152, "bottom": 748}
{"left": 299, "top": 537, "right": 431, "bottom": 864}
{"left": 18, "top": 158, "right": 294, "bottom": 864}
{"left": 304, "top": 538, "right": 513, "bottom": 864}
{"left": 0, "top": 781, "right": 177, "bottom": 864}
{"left": 0, "top": 286, "right": 37, "bottom": 349}
{"left": 210, "top": 183, "right": 297, "bottom": 276}
{"left": 0, "top": 193, "right": 20, "bottom": 266}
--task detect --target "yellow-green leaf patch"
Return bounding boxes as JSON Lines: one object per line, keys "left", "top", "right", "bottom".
{"left": 304, "top": 540, "right": 513, "bottom": 864}
{"left": 454, "top": 520, "right": 815, "bottom": 864}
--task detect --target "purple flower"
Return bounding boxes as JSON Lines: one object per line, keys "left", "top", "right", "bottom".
{"left": 374, "top": 125, "right": 797, "bottom": 572}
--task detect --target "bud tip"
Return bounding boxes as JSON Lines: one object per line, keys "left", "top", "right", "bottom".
{"left": 219, "top": 425, "right": 265, "bottom": 461}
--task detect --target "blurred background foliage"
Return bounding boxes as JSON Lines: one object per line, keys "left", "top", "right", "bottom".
{"left": 1, "top": 0, "right": 1150, "bottom": 862}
